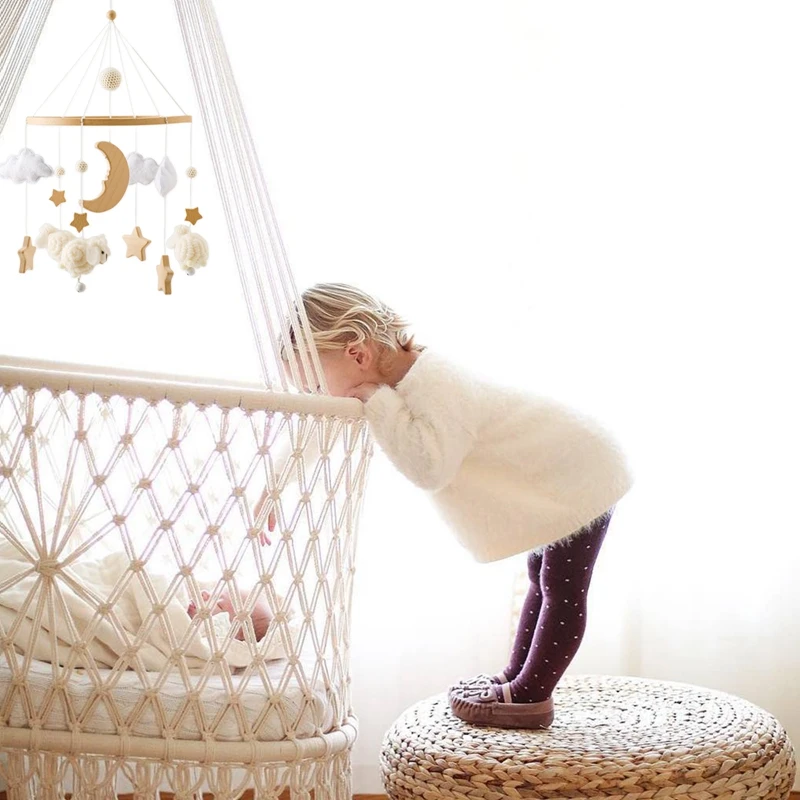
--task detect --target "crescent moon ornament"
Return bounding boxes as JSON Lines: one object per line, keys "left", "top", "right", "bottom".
{"left": 81, "top": 141, "right": 129, "bottom": 213}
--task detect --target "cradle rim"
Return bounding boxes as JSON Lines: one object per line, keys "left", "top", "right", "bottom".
{"left": 0, "top": 355, "right": 365, "bottom": 419}
{"left": 0, "top": 717, "right": 358, "bottom": 765}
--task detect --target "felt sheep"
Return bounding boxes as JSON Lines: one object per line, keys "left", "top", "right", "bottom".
{"left": 35, "top": 224, "right": 110, "bottom": 278}
{"left": 166, "top": 224, "right": 209, "bottom": 275}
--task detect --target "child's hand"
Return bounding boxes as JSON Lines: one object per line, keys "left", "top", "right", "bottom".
{"left": 255, "top": 491, "right": 277, "bottom": 546}
{"left": 349, "top": 382, "right": 381, "bottom": 401}
{"left": 258, "top": 510, "right": 276, "bottom": 546}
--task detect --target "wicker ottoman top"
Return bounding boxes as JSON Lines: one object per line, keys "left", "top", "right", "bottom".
{"left": 381, "top": 675, "right": 796, "bottom": 800}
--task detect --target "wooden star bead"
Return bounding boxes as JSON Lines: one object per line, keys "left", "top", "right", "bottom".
{"left": 17, "top": 236, "right": 35, "bottom": 273}
{"left": 50, "top": 189, "right": 66, "bottom": 207}
{"left": 184, "top": 207, "right": 203, "bottom": 226}
{"left": 122, "top": 226, "right": 151, "bottom": 261}
{"left": 70, "top": 213, "right": 89, "bottom": 233}
{"left": 157, "top": 254, "right": 173, "bottom": 295}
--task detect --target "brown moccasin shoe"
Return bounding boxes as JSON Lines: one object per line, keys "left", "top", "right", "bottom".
{"left": 449, "top": 682, "right": 554, "bottom": 729}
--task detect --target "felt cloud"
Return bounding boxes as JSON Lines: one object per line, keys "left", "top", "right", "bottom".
{"left": 0, "top": 148, "right": 53, "bottom": 184}
{"left": 154, "top": 156, "right": 177, "bottom": 197}
{"left": 127, "top": 152, "right": 159, "bottom": 186}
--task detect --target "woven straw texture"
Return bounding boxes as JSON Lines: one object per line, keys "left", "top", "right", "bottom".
{"left": 381, "top": 675, "right": 796, "bottom": 800}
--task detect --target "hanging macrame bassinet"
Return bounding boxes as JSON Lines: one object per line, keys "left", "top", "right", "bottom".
{"left": 0, "top": 3, "right": 373, "bottom": 798}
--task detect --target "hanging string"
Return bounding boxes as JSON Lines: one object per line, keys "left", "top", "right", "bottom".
{"left": 189, "top": 122, "right": 193, "bottom": 207}
{"left": 0, "top": 0, "right": 55, "bottom": 137}
{"left": 197, "top": 0, "right": 324, "bottom": 394}
{"left": 23, "top": 123, "right": 28, "bottom": 234}
{"left": 107, "top": 20, "right": 112, "bottom": 142}
{"left": 173, "top": 0, "right": 327, "bottom": 392}
{"left": 176, "top": 0, "right": 273, "bottom": 385}
{"left": 134, "top": 127, "right": 139, "bottom": 226}
{"left": 79, "top": 121, "right": 85, "bottom": 239}
{"left": 29, "top": 23, "right": 106, "bottom": 116}
{"left": 113, "top": 21, "right": 138, "bottom": 227}
{"left": 163, "top": 122, "right": 169, "bottom": 252}
{"left": 82, "top": 24, "right": 112, "bottom": 118}
{"left": 115, "top": 27, "right": 187, "bottom": 115}
{"left": 56, "top": 23, "right": 109, "bottom": 118}
{"left": 57, "top": 127, "right": 62, "bottom": 228}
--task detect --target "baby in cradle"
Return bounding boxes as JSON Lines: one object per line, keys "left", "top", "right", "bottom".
{"left": 0, "top": 540, "right": 283, "bottom": 670}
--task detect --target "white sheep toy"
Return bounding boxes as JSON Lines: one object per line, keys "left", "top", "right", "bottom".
{"left": 166, "top": 224, "right": 209, "bottom": 275}
{"left": 35, "top": 224, "right": 110, "bottom": 288}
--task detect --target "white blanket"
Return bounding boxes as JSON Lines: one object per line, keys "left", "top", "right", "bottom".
{"left": 0, "top": 540, "right": 288, "bottom": 671}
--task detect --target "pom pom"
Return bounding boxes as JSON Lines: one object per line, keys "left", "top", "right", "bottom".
{"left": 99, "top": 67, "right": 122, "bottom": 91}
{"left": 56, "top": 166, "right": 66, "bottom": 177}
{"left": 186, "top": 166, "right": 198, "bottom": 179}
{"left": 76, "top": 160, "right": 89, "bottom": 173}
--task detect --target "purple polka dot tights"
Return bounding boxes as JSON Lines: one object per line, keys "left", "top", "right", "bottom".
{"left": 503, "top": 508, "right": 614, "bottom": 703}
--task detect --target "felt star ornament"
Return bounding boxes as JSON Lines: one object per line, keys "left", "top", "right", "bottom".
{"left": 70, "top": 213, "right": 89, "bottom": 233}
{"left": 49, "top": 189, "right": 66, "bottom": 207}
{"left": 17, "top": 236, "right": 35, "bottom": 273}
{"left": 157, "top": 254, "right": 173, "bottom": 295}
{"left": 184, "top": 207, "right": 203, "bottom": 225}
{"left": 122, "top": 226, "right": 152, "bottom": 261}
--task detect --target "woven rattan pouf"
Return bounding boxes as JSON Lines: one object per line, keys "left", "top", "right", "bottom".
{"left": 381, "top": 675, "right": 796, "bottom": 800}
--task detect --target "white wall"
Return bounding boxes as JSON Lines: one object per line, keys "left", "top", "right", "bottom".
{"left": 1, "top": 1, "right": 798, "bottom": 793}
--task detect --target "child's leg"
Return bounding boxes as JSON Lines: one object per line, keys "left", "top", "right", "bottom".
{"left": 499, "top": 549, "right": 545, "bottom": 682}
{"left": 506, "top": 509, "right": 613, "bottom": 703}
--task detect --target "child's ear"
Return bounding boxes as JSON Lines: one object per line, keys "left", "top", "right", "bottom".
{"left": 201, "top": 590, "right": 210, "bottom": 602}
{"left": 349, "top": 343, "right": 370, "bottom": 366}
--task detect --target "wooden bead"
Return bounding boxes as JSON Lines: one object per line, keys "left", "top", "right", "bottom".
{"left": 107, "top": 10, "right": 117, "bottom": 20}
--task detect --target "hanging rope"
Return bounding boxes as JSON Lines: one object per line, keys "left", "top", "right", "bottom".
{"left": 173, "top": 0, "right": 327, "bottom": 394}
{"left": 0, "top": 0, "right": 55, "bottom": 138}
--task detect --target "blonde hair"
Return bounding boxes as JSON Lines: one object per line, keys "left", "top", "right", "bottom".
{"left": 280, "top": 283, "right": 421, "bottom": 364}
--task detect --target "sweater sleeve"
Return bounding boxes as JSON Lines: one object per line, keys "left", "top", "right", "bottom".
{"left": 363, "top": 382, "right": 476, "bottom": 492}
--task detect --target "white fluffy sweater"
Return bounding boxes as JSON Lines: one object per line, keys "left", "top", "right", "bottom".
{"left": 363, "top": 349, "right": 635, "bottom": 563}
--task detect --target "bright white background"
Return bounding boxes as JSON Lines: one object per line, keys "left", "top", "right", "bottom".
{"left": 1, "top": 1, "right": 799, "bottom": 793}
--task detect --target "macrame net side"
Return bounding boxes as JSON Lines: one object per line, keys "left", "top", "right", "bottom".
{"left": 0, "top": 377, "right": 372, "bottom": 798}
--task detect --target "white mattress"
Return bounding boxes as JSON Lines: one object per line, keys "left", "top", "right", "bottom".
{"left": 0, "top": 656, "right": 337, "bottom": 742}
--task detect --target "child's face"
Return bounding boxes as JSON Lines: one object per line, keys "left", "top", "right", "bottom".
{"left": 283, "top": 343, "right": 381, "bottom": 397}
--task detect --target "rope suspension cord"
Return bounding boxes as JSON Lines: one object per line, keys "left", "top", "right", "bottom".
{"left": 198, "top": 0, "right": 325, "bottom": 395}
{"left": 176, "top": 0, "right": 291, "bottom": 389}
{"left": 0, "top": 0, "right": 55, "bottom": 138}
{"left": 173, "top": 0, "right": 328, "bottom": 394}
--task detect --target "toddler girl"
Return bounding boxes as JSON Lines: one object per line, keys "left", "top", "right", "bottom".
{"left": 279, "top": 283, "right": 634, "bottom": 729}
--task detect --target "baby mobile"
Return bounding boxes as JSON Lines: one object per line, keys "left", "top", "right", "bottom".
{"left": 0, "top": 3, "right": 209, "bottom": 294}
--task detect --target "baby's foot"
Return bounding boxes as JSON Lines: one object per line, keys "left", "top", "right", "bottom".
{"left": 448, "top": 683, "right": 554, "bottom": 729}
